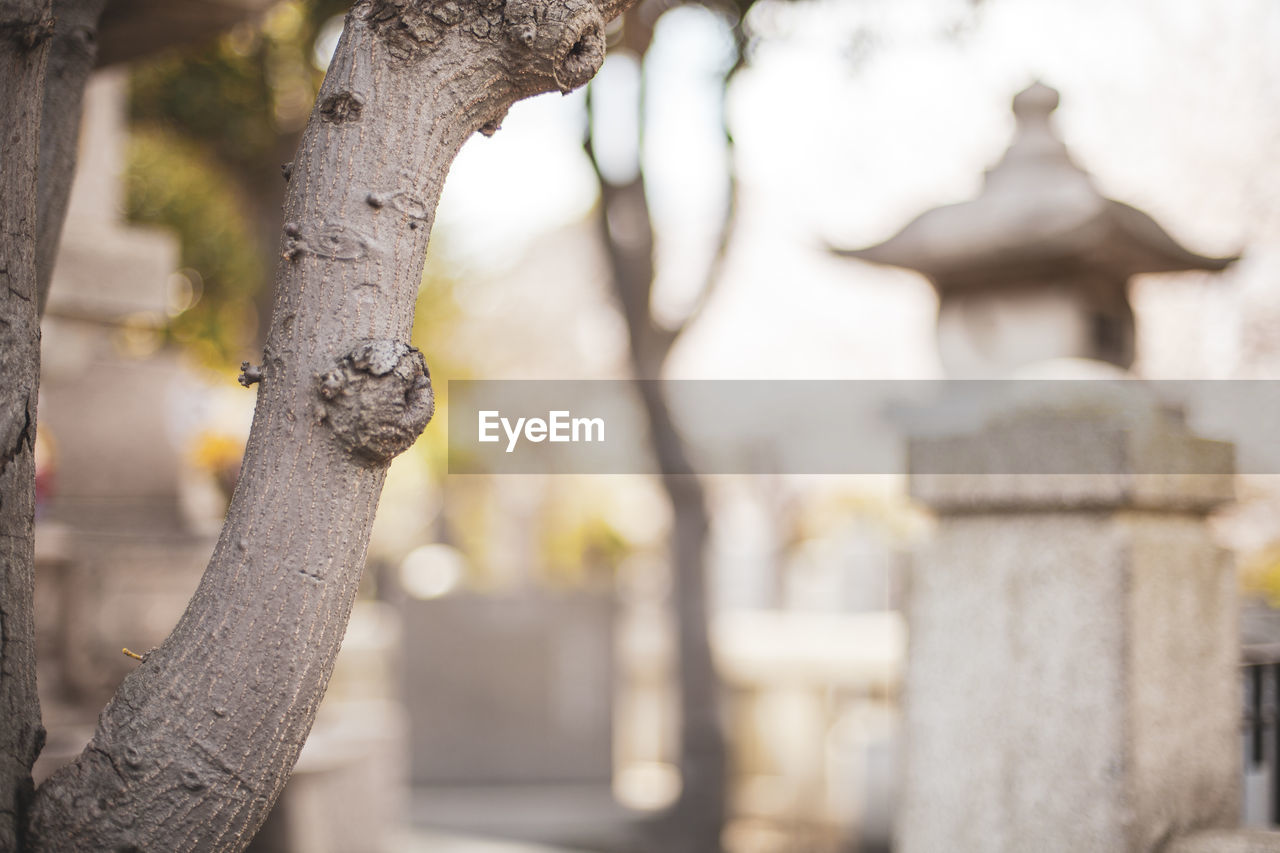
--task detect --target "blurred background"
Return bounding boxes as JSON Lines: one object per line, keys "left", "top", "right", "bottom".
{"left": 29, "top": 0, "right": 1280, "bottom": 851}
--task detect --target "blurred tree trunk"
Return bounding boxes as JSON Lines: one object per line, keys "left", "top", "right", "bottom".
{"left": 33, "top": 0, "right": 107, "bottom": 312}
{"left": 585, "top": 6, "right": 745, "bottom": 850}
{"left": 0, "top": 0, "right": 628, "bottom": 848}
{"left": 0, "top": 2, "right": 53, "bottom": 847}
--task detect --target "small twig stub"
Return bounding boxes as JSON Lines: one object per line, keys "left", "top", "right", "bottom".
{"left": 238, "top": 362, "right": 264, "bottom": 387}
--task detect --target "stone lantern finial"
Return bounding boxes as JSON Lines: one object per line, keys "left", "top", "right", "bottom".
{"left": 1012, "top": 80, "right": 1059, "bottom": 115}
{"left": 988, "top": 81, "right": 1075, "bottom": 180}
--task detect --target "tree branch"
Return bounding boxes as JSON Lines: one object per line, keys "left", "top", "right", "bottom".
{"left": 0, "top": 1, "right": 53, "bottom": 847}
{"left": 34, "top": 0, "right": 107, "bottom": 315}
{"left": 25, "top": 0, "right": 624, "bottom": 848}
{"left": 583, "top": 62, "right": 664, "bottom": 371}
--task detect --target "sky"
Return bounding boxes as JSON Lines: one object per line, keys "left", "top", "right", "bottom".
{"left": 427, "top": 0, "right": 1280, "bottom": 382}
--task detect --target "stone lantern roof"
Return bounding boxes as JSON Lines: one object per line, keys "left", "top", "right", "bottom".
{"left": 831, "top": 82, "right": 1236, "bottom": 294}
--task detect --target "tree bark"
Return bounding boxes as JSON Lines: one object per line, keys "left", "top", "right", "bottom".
{"left": 0, "top": 2, "right": 53, "bottom": 847}
{"left": 23, "top": 0, "right": 625, "bottom": 848}
{"left": 33, "top": 0, "right": 107, "bottom": 313}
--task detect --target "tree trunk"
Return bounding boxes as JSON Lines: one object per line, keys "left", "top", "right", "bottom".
{"left": 0, "top": 1, "right": 53, "bottom": 847}
{"left": 591, "top": 143, "right": 729, "bottom": 853}
{"left": 646, "top": 395, "right": 728, "bottom": 853}
{"left": 34, "top": 0, "right": 107, "bottom": 313}
{"left": 21, "top": 0, "right": 625, "bottom": 848}
{"left": 586, "top": 9, "right": 746, "bottom": 843}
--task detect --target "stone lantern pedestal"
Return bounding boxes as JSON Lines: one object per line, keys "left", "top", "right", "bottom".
{"left": 901, "top": 396, "right": 1239, "bottom": 852}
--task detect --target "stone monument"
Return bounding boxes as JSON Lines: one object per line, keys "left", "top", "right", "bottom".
{"left": 905, "top": 396, "right": 1239, "bottom": 851}
{"left": 831, "top": 82, "right": 1273, "bottom": 852}
{"left": 35, "top": 68, "right": 207, "bottom": 753}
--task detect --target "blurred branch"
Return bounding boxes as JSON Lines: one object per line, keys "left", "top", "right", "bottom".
{"left": 34, "top": 0, "right": 107, "bottom": 314}
{"left": 584, "top": 77, "right": 664, "bottom": 371}
{"left": 658, "top": 23, "right": 746, "bottom": 347}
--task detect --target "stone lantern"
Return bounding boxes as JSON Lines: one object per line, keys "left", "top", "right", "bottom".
{"left": 832, "top": 82, "right": 1236, "bottom": 377}
{"left": 854, "top": 84, "right": 1261, "bottom": 853}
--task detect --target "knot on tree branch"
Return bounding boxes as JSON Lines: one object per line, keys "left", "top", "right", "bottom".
{"left": 0, "top": 14, "right": 54, "bottom": 50}
{"left": 362, "top": 0, "right": 605, "bottom": 94}
{"left": 504, "top": 0, "right": 605, "bottom": 92}
{"left": 281, "top": 220, "right": 372, "bottom": 262}
{"left": 319, "top": 90, "right": 366, "bottom": 123}
{"left": 316, "top": 340, "right": 434, "bottom": 465}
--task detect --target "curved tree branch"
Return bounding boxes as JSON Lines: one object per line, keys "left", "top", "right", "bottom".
{"left": 26, "top": 0, "right": 625, "bottom": 848}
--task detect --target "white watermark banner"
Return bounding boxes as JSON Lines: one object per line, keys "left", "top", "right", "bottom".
{"left": 445, "top": 380, "right": 1280, "bottom": 475}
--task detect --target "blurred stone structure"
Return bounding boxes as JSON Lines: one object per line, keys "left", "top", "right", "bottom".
{"left": 399, "top": 589, "right": 626, "bottom": 849}
{"left": 905, "top": 396, "right": 1240, "bottom": 851}
{"left": 35, "top": 0, "right": 276, "bottom": 769}
{"left": 35, "top": 68, "right": 206, "bottom": 763}
{"left": 402, "top": 591, "right": 615, "bottom": 788}
{"left": 96, "top": 0, "right": 272, "bottom": 65}
{"left": 839, "top": 81, "right": 1278, "bottom": 852}
{"left": 832, "top": 82, "right": 1236, "bottom": 378}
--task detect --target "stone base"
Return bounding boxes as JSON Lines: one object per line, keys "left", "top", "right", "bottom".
{"left": 900, "top": 511, "right": 1238, "bottom": 852}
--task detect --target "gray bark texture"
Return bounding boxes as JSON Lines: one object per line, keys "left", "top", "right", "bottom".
{"left": 0, "top": 1, "right": 53, "bottom": 848}
{"left": 33, "top": 0, "right": 107, "bottom": 313}
{"left": 11, "top": 0, "right": 628, "bottom": 848}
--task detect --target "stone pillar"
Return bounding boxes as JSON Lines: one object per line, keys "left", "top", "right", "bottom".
{"left": 34, "top": 68, "right": 200, "bottom": 722}
{"left": 900, "top": 401, "right": 1239, "bottom": 852}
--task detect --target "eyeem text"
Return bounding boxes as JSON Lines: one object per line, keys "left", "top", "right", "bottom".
{"left": 478, "top": 410, "right": 606, "bottom": 453}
